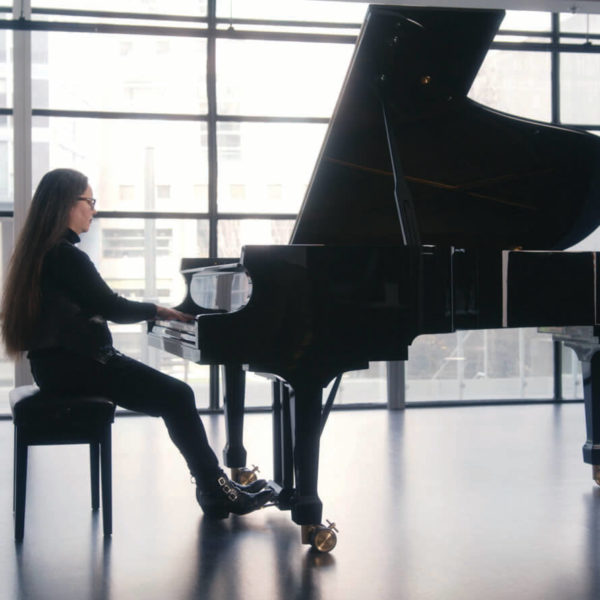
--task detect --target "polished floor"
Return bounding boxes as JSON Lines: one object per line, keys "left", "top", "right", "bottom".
{"left": 0, "top": 402, "right": 599, "bottom": 600}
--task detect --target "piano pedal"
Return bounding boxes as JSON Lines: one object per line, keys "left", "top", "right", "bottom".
{"left": 231, "top": 464, "right": 260, "bottom": 486}
{"left": 301, "top": 520, "right": 338, "bottom": 553}
{"left": 593, "top": 465, "right": 600, "bottom": 487}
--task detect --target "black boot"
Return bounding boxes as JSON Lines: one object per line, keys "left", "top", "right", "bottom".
{"left": 230, "top": 477, "right": 269, "bottom": 494}
{"left": 196, "top": 473, "right": 273, "bottom": 519}
{"left": 190, "top": 472, "right": 267, "bottom": 493}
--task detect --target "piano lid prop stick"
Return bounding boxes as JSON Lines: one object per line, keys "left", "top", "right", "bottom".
{"left": 320, "top": 374, "right": 343, "bottom": 435}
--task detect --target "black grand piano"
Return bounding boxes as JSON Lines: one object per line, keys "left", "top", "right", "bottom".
{"left": 148, "top": 5, "right": 600, "bottom": 552}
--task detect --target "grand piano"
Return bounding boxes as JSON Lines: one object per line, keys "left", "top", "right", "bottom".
{"left": 148, "top": 5, "right": 600, "bottom": 552}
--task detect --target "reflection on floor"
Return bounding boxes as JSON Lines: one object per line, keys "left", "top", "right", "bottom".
{"left": 0, "top": 403, "right": 599, "bottom": 600}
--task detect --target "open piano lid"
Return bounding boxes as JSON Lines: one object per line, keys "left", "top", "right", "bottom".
{"left": 291, "top": 5, "right": 600, "bottom": 250}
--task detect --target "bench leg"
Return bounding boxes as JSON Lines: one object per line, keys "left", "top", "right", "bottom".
{"left": 13, "top": 425, "right": 17, "bottom": 512}
{"left": 14, "top": 427, "right": 28, "bottom": 542}
{"left": 100, "top": 426, "right": 112, "bottom": 536}
{"left": 90, "top": 442, "right": 100, "bottom": 510}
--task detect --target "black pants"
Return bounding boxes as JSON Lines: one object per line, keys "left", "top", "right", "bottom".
{"left": 29, "top": 350, "right": 221, "bottom": 487}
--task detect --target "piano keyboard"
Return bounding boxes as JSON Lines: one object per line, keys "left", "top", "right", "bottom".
{"left": 150, "top": 319, "right": 198, "bottom": 346}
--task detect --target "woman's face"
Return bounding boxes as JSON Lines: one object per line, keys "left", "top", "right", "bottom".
{"left": 68, "top": 184, "right": 97, "bottom": 234}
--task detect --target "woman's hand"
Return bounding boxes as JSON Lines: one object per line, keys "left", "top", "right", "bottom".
{"left": 155, "top": 305, "right": 195, "bottom": 322}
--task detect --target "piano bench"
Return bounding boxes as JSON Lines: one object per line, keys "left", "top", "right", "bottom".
{"left": 9, "top": 385, "right": 116, "bottom": 541}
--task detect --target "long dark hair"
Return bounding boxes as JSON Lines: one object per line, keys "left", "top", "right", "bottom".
{"left": 1, "top": 168, "right": 89, "bottom": 357}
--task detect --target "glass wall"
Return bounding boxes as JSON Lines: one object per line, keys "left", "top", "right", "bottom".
{"left": 0, "top": 2, "right": 598, "bottom": 412}
{"left": 406, "top": 329, "right": 554, "bottom": 402}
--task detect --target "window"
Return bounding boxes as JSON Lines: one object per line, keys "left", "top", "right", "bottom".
{"left": 406, "top": 329, "right": 554, "bottom": 402}
{"left": 217, "top": 40, "right": 354, "bottom": 118}
{"left": 218, "top": 219, "right": 295, "bottom": 258}
{"left": 102, "top": 227, "right": 172, "bottom": 259}
{"left": 217, "top": 122, "right": 326, "bottom": 214}
{"left": 469, "top": 51, "right": 551, "bottom": 122}
{"left": 216, "top": 0, "right": 367, "bottom": 24}
{"left": 560, "top": 53, "right": 600, "bottom": 124}
{"left": 31, "top": 32, "right": 207, "bottom": 114}
{"left": 32, "top": 0, "right": 208, "bottom": 18}
{"left": 33, "top": 117, "right": 209, "bottom": 213}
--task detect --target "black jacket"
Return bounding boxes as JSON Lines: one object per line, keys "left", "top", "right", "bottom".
{"left": 28, "top": 229, "right": 157, "bottom": 362}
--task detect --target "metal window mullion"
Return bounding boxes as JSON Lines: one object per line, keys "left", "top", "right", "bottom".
{"left": 206, "top": 0, "right": 220, "bottom": 411}
{"left": 0, "top": 19, "right": 356, "bottom": 45}
{"left": 551, "top": 13, "right": 562, "bottom": 403}
{"left": 207, "top": 0, "right": 218, "bottom": 260}
{"left": 32, "top": 7, "right": 209, "bottom": 24}
{"left": 551, "top": 13, "right": 560, "bottom": 125}
{"left": 13, "top": 0, "right": 33, "bottom": 386}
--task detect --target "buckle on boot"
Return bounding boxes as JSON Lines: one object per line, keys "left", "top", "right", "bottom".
{"left": 218, "top": 476, "right": 239, "bottom": 502}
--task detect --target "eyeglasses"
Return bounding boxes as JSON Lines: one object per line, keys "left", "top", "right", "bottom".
{"left": 77, "top": 197, "right": 97, "bottom": 209}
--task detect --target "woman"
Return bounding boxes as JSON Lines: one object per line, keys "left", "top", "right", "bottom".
{"left": 1, "top": 168, "right": 272, "bottom": 519}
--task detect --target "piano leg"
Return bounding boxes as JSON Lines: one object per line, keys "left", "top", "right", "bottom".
{"left": 288, "top": 380, "right": 338, "bottom": 552}
{"left": 581, "top": 352, "right": 600, "bottom": 486}
{"left": 273, "top": 381, "right": 282, "bottom": 483}
{"left": 289, "top": 381, "right": 323, "bottom": 526}
{"left": 272, "top": 381, "right": 294, "bottom": 508}
{"left": 221, "top": 364, "right": 254, "bottom": 484}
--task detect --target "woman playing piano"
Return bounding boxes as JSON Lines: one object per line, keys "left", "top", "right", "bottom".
{"left": 1, "top": 167, "right": 272, "bottom": 519}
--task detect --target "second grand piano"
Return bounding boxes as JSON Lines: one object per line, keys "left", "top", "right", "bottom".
{"left": 149, "top": 5, "right": 600, "bottom": 551}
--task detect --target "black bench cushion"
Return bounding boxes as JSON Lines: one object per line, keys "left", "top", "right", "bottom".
{"left": 10, "top": 385, "right": 115, "bottom": 427}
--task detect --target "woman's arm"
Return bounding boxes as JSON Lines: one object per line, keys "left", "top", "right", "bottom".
{"left": 156, "top": 305, "right": 194, "bottom": 322}
{"left": 50, "top": 242, "right": 192, "bottom": 323}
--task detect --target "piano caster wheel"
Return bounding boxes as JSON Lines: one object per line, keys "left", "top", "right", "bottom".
{"left": 231, "top": 465, "right": 260, "bottom": 486}
{"left": 593, "top": 465, "right": 600, "bottom": 487}
{"left": 301, "top": 520, "right": 338, "bottom": 553}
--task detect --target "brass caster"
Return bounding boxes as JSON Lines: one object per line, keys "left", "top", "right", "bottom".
{"left": 301, "top": 520, "right": 339, "bottom": 553}
{"left": 231, "top": 465, "right": 260, "bottom": 485}
{"left": 593, "top": 465, "right": 600, "bottom": 487}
